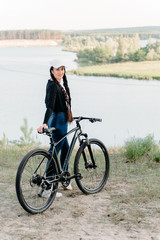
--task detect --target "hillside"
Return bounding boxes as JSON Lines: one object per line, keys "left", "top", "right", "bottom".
{"left": 0, "top": 26, "right": 160, "bottom": 40}
{"left": 74, "top": 26, "right": 160, "bottom": 33}
{"left": 66, "top": 26, "right": 160, "bottom": 39}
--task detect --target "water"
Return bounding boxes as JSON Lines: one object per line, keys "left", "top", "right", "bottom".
{"left": 0, "top": 46, "right": 160, "bottom": 147}
{"left": 140, "top": 39, "right": 160, "bottom": 48}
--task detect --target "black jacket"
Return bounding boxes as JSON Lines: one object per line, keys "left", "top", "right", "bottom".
{"left": 43, "top": 80, "right": 66, "bottom": 124}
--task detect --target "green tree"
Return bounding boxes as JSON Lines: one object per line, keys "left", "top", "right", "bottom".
{"left": 77, "top": 49, "right": 91, "bottom": 60}
{"left": 10, "top": 118, "right": 41, "bottom": 147}
{"left": 90, "top": 46, "right": 111, "bottom": 63}
{"left": 133, "top": 33, "right": 140, "bottom": 52}
{"left": 117, "top": 34, "right": 125, "bottom": 59}
{"left": 146, "top": 49, "right": 157, "bottom": 60}
{"left": 133, "top": 48, "right": 147, "bottom": 61}
{"left": 0, "top": 133, "right": 8, "bottom": 149}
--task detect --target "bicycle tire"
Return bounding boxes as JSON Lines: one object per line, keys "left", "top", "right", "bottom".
{"left": 74, "top": 138, "right": 110, "bottom": 194}
{"left": 16, "top": 148, "right": 58, "bottom": 214}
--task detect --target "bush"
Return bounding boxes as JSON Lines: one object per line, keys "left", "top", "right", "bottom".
{"left": 0, "top": 133, "right": 8, "bottom": 149}
{"left": 9, "top": 118, "right": 41, "bottom": 147}
{"left": 124, "top": 135, "right": 156, "bottom": 161}
{"left": 133, "top": 48, "right": 147, "bottom": 61}
{"left": 152, "top": 152, "right": 160, "bottom": 163}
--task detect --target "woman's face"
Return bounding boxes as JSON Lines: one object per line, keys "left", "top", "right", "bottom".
{"left": 52, "top": 66, "right": 65, "bottom": 82}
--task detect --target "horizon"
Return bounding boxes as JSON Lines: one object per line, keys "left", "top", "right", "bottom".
{"left": 0, "top": 25, "right": 160, "bottom": 33}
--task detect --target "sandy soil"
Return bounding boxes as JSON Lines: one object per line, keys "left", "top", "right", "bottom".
{"left": 0, "top": 182, "right": 160, "bottom": 240}
{"left": 0, "top": 40, "right": 59, "bottom": 47}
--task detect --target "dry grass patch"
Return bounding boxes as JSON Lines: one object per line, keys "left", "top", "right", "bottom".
{"left": 73, "top": 61, "right": 160, "bottom": 80}
{"left": 107, "top": 149, "right": 160, "bottom": 228}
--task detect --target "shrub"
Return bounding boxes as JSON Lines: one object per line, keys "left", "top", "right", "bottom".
{"left": 0, "top": 133, "right": 8, "bottom": 149}
{"left": 152, "top": 152, "right": 160, "bottom": 163}
{"left": 9, "top": 118, "right": 41, "bottom": 147}
{"left": 124, "top": 135, "right": 156, "bottom": 161}
{"left": 133, "top": 48, "right": 147, "bottom": 61}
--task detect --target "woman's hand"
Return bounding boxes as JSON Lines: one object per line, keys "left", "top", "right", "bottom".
{"left": 37, "top": 123, "right": 47, "bottom": 133}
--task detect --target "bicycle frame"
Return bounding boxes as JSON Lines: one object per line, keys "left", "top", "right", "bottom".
{"left": 37, "top": 117, "right": 102, "bottom": 184}
{"left": 48, "top": 121, "right": 83, "bottom": 175}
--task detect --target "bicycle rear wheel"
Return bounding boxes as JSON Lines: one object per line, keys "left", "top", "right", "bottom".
{"left": 16, "top": 148, "right": 58, "bottom": 214}
{"left": 74, "top": 139, "right": 109, "bottom": 194}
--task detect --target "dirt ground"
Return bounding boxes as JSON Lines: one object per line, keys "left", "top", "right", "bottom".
{"left": 0, "top": 182, "right": 160, "bottom": 240}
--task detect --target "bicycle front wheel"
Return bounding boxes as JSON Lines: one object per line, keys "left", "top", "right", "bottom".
{"left": 74, "top": 139, "right": 110, "bottom": 194}
{"left": 16, "top": 149, "right": 58, "bottom": 214}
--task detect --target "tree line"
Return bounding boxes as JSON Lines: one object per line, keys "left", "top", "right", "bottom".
{"left": 1, "top": 28, "right": 160, "bottom": 63}
{"left": 65, "top": 26, "right": 160, "bottom": 39}
{"left": 1, "top": 26, "right": 160, "bottom": 41}
{"left": 76, "top": 34, "right": 160, "bottom": 63}
{"left": 0, "top": 30, "right": 63, "bottom": 40}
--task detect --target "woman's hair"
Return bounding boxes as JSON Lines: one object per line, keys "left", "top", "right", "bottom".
{"left": 50, "top": 66, "right": 71, "bottom": 106}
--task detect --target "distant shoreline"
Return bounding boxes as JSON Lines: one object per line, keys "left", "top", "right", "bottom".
{"left": 0, "top": 39, "right": 62, "bottom": 48}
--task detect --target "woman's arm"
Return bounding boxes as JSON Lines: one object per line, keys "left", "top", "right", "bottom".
{"left": 37, "top": 82, "right": 57, "bottom": 133}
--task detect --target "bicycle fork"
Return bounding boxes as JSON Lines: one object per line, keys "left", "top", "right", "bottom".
{"left": 80, "top": 134, "right": 97, "bottom": 169}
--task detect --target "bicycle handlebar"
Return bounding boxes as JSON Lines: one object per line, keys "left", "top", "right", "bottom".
{"left": 74, "top": 116, "right": 102, "bottom": 123}
{"left": 38, "top": 117, "right": 102, "bottom": 135}
{"left": 38, "top": 127, "right": 55, "bottom": 135}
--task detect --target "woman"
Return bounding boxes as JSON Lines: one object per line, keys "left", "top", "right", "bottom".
{"left": 37, "top": 59, "right": 73, "bottom": 197}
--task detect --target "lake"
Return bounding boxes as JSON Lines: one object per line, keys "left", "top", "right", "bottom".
{"left": 0, "top": 46, "right": 160, "bottom": 147}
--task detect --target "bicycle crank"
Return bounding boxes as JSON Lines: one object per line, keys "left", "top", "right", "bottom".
{"left": 61, "top": 172, "right": 71, "bottom": 187}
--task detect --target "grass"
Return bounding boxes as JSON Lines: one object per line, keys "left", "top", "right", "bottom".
{"left": 0, "top": 145, "right": 159, "bottom": 229}
{"left": 72, "top": 61, "right": 160, "bottom": 80}
{"left": 124, "top": 135, "right": 157, "bottom": 162}
{"left": 0, "top": 146, "right": 33, "bottom": 183}
{"left": 107, "top": 148, "right": 160, "bottom": 228}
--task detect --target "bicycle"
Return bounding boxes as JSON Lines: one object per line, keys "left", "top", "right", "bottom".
{"left": 16, "top": 116, "right": 110, "bottom": 214}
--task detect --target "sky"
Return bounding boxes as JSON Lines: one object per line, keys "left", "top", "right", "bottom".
{"left": 0, "top": 0, "right": 160, "bottom": 31}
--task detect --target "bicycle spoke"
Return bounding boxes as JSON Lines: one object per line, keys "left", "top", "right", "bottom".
{"left": 16, "top": 149, "right": 58, "bottom": 214}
